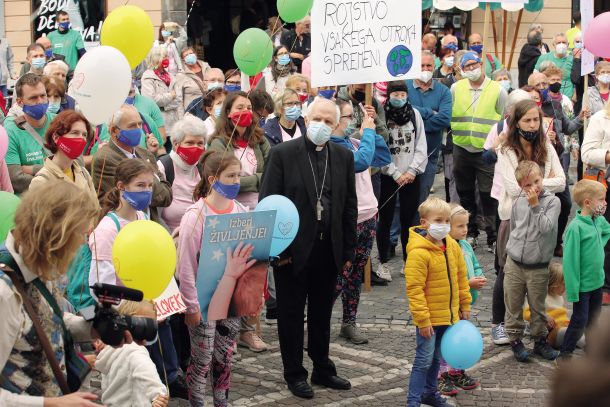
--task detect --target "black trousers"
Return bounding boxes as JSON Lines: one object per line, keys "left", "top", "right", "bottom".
{"left": 376, "top": 174, "right": 421, "bottom": 263}
{"left": 274, "top": 239, "right": 338, "bottom": 384}
{"left": 555, "top": 182, "right": 572, "bottom": 247}
{"left": 453, "top": 146, "right": 498, "bottom": 243}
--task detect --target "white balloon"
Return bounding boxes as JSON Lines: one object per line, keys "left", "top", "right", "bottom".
{"left": 69, "top": 46, "right": 131, "bottom": 125}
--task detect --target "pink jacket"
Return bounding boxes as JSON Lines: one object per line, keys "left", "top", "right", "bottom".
{"left": 177, "top": 199, "right": 244, "bottom": 314}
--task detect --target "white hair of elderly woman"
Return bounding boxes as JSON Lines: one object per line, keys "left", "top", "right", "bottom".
{"left": 170, "top": 115, "right": 208, "bottom": 144}
{"left": 504, "top": 89, "right": 531, "bottom": 117}
{"left": 146, "top": 46, "right": 168, "bottom": 70}
{"left": 43, "top": 60, "right": 69, "bottom": 75}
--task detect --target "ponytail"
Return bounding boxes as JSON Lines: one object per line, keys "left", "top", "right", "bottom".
{"left": 99, "top": 159, "right": 155, "bottom": 223}
{"left": 193, "top": 150, "right": 242, "bottom": 201}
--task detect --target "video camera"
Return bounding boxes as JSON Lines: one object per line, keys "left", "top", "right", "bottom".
{"left": 91, "top": 283, "right": 158, "bottom": 347}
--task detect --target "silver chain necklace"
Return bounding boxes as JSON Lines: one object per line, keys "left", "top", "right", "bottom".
{"left": 306, "top": 150, "right": 328, "bottom": 221}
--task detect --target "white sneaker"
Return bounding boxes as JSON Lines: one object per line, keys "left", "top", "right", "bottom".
{"left": 375, "top": 263, "right": 392, "bottom": 282}
{"left": 491, "top": 323, "right": 510, "bottom": 345}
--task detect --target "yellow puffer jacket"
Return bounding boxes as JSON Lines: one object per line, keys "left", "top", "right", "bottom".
{"left": 404, "top": 226, "right": 472, "bottom": 328}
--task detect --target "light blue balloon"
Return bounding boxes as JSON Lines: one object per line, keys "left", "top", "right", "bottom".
{"left": 255, "top": 195, "right": 300, "bottom": 257}
{"left": 440, "top": 320, "right": 484, "bottom": 370}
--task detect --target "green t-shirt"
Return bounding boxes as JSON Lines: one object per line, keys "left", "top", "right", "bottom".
{"left": 483, "top": 54, "right": 503, "bottom": 79}
{"left": 47, "top": 29, "right": 85, "bottom": 70}
{"left": 4, "top": 112, "right": 56, "bottom": 166}
{"left": 86, "top": 111, "right": 163, "bottom": 155}
{"left": 534, "top": 53, "right": 575, "bottom": 98}
{"left": 134, "top": 95, "right": 165, "bottom": 129}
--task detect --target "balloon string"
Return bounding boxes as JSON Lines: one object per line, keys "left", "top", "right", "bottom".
{"left": 153, "top": 300, "right": 171, "bottom": 399}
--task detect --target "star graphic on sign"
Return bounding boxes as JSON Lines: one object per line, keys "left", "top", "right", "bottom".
{"left": 212, "top": 249, "right": 224, "bottom": 261}
{"left": 208, "top": 217, "right": 220, "bottom": 229}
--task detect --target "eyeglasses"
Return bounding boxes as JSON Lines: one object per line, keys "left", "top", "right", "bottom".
{"left": 226, "top": 80, "right": 241, "bottom": 85}
{"left": 462, "top": 63, "right": 481, "bottom": 72}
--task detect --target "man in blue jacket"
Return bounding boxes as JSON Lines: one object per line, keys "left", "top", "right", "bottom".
{"left": 406, "top": 50, "right": 453, "bottom": 202}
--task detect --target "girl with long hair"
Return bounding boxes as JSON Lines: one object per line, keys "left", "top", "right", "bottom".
{"left": 177, "top": 151, "right": 255, "bottom": 406}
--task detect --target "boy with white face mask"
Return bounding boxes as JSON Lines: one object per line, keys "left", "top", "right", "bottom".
{"left": 404, "top": 197, "right": 472, "bottom": 407}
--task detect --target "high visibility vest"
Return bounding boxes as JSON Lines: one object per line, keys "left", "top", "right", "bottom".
{"left": 451, "top": 79, "right": 502, "bottom": 150}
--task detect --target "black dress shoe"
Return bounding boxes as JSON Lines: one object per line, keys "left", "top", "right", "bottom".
{"left": 371, "top": 273, "right": 388, "bottom": 286}
{"left": 311, "top": 374, "right": 351, "bottom": 390}
{"left": 287, "top": 381, "right": 314, "bottom": 399}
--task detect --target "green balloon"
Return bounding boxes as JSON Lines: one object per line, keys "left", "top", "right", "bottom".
{"left": 277, "top": 0, "right": 313, "bottom": 23}
{"left": 233, "top": 28, "right": 273, "bottom": 76}
{"left": 0, "top": 192, "right": 20, "bottom": 244}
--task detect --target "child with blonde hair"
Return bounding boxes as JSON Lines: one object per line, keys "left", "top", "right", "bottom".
{"left": 405, "top": 197, "right": 472, "bottom": 407}
{"left": 560, "top": 179, "right": 610, "bottom": 359}
{"left": 437, "top": 205, "right": 486, "bottom": 396}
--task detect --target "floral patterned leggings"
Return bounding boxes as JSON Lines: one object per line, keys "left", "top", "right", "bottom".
{"left": 186, "top": 317, "right": 240, "bottom": 407}
{"left": 333, "top": 217, "right": 377, "bottom": 324}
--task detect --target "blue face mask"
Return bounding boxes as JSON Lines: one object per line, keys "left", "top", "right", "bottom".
{"left": 47, "top": 102, "right": 60, "bottom": 114}
{"left": 224, "top": 84, "right": 241, "bottom": 92}
{"left": 122, "top": 190, "right": 152, "bottom": 211}
{"left": 389, "top": 97, "right": 407, "bottom": 108}
{"left": 117, "top": 128, "right": 143, "bottom": 147}
{"left": 574, "top": 42, "right": 583, "bottom": 50}
{"left": 125, "top": 96, "right": 135, "bottom": 105}
{"left": 32, "top": 57, "right": 46, "bottom": 70}
{"left": 44, "top": 48, "right": 53, "bottom": 58}
{"left": 58, "top": 21, "right": 70, "bottom": 31}
{"left": 259, "top": 117, "right": 266, "bottom": 128}
{"left": 22, "top": 102, "right": 48, "bottom": 120}
{"left": 278, "top": 54, "right": 291, "bottom": 66}
{"left": 284, "top": 105, "right": 301, "bottom": 121}
{"left": 470, "top": 44, "right": 484, "bottom": 54}
{"left": 540, "top": 87, "right": 550, "bottom": 100}
{"left": 184, "top": 53, "right": 197, "bottom": 65}
{"left": 318, "top": 89, "right": 336, "bottom": 99}
{"left": 214, "top": 105, "right": 222, "bottom": 118}
{"left": 212, "top": 180, "right": 240, "bottom": 200}
{"left": 161, "top": 30, "right": 172, "bottom": 38}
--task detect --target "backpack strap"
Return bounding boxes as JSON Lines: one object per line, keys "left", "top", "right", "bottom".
{"left": 106, "top": 212, "right": 122, "bottom": 232}
{"left": 497, "top": 119, "right": 505, "bottom": 135}
{"left": 158, "top": 154, "right": 175, "bottom": 186}
{"left": 0, "top": 249, "right": 72, "bottom": 394}
{"left": 486, "top": 53, "right": 495, "bottom": 70}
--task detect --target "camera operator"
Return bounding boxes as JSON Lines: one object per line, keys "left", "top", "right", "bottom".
{"left": 0, "top": 181, "right": 133, "bottom": 406}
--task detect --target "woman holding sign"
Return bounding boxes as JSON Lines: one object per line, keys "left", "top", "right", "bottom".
{"left": 177, "top": 151, "right": 256, "bottom": 407}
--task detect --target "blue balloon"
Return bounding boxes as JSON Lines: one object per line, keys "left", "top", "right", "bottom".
{"left": 440, "top": 320, "right": 483, "bottom": 370}
{"left": 255, "top": 195, "right": 299, "bottom": 257}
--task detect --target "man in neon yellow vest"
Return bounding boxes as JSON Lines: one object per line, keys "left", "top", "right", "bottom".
{"left": 451, "top": 51, "right": 507, "bottom": 250}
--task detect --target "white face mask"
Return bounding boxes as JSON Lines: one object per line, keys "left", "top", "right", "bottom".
{"left": 555, "top": 43, "right": 568, "bottom": 56}
{"left": 463, "top": 68, "right": 482, "bottom": 82}
{"left": 428, "top": 223, "right": 451, "bottom": 241}
{"left": 598, "top": 74, "right": 610, "bottom": 85}
{"left": 444, "top": 56, "right": 455, "bottom": 67}
{"left": 419, "top": 70, "right": 433, "bottom": 83}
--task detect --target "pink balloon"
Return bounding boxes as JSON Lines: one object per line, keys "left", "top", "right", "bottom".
{"left": 0, "top": 125, "right": 7, "bottom": 161}
{"left": 584, "top": 12, "right": 610, "bottom": 58}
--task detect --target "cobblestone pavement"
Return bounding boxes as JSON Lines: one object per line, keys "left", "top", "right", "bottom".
{"left": 164, "top": 173, "right": 570, "bottom": 407}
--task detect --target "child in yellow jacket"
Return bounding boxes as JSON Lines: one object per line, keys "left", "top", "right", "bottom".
{"left": 405, "top": 197, "right": 472, "bottom": 407}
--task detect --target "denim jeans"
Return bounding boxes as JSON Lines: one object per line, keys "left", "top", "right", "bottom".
{"left": 407, "top": 325, "right": 449, "bottom": 406}
{"left": 561, "top": 288, "right": 603, "bottom": 354}
{"left": 147, "top": 319, "right": 180, "bottom": 383}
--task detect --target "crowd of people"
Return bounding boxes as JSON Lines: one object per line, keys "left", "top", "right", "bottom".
{"left": 0, "top": 9, "right": 609, "bottom": 407}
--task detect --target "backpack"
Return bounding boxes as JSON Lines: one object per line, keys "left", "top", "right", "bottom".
{"left": 66, "top": 212, "right": 121, "bottom": 312}
{"left": 157, "top": 154, "right": 203, "bottom": 186}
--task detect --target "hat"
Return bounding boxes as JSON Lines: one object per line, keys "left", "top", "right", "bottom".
{"left": 460, "top": 51, "right": 481, "bottom": 69}
{"left": 386, "top": 81, "right": 408, "bottom": 96}
{"left": 444, "top": 43, "right": 458, "bottom": 52}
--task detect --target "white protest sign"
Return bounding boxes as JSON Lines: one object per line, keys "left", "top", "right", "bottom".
{"left": 311, "top": 0, "right": 422, "bottom": 87}
{"left": 154, "top": 278, "right": 186, "bottom": 321}
{"left": 581, "top": 0, "right": 595, "bottom": 76}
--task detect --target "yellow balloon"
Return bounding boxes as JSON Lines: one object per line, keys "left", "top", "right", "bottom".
{"left": 101, "top": 5, "right": 154, "bottom": 69}
{"left": 112, "top": 220, "right": 176, "bottom": 300}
